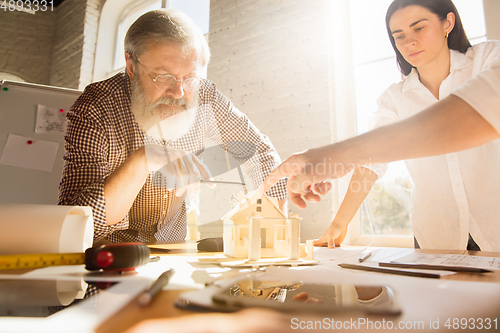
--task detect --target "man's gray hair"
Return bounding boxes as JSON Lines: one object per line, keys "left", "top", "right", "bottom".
{"left": 125, "top": 9, "right": 210, "bottom": 68}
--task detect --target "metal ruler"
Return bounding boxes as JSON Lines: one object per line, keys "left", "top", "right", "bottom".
{"left": 0, "top": 253, "right": 86, "bottom": 270}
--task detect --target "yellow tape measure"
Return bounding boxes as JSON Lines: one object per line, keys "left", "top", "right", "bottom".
{"left": 0, "top": 253, "right": 86, "bottom": 270}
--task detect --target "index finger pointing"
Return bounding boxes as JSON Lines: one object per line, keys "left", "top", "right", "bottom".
{"left": 259, "top": 157, "right": 301, "bottom": 194}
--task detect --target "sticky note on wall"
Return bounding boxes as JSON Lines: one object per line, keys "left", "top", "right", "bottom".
{"left": 0, "top": 134, "right": 59, "bottom": 172}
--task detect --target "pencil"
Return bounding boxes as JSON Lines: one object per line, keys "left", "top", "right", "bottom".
{"left": 137, "top": 269, "right": 175, "bottom": 307}
{"left": 358, "top": 251, "right": 372, "bottom": 263}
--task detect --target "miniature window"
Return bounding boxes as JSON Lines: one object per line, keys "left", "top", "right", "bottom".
{"left": 239, "top": 226, "right": 249, "bottom": 241}
{"left": 275, "top": 225, "right": 286, "bottom": 241}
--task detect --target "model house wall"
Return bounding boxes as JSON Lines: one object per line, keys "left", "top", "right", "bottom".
{"left": 222, "top": 191, "right": 300, "bottom": 260}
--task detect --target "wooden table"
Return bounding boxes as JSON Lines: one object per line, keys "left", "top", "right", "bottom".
{"left": 96, "top": 243, "right": 500, "bottom": 333}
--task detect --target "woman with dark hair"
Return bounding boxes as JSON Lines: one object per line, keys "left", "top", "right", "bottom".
{"left": 312, "top": 0, "right": 500, "bottom": 251}
{"left": 386, "top": 0, "right": 471, "bottom": 76}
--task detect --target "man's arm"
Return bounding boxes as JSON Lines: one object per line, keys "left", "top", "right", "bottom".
{"left": 104, "top": 145, "right": 213, "bottom": 225}
{"left": 103, "top": 148, "right": 150, "bottom": 225}
{"left": 58, "top": 101, "right": 122, "bottom": 243}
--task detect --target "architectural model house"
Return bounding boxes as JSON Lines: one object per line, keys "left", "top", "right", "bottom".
{"left": 222, "top": 190, "right": 301, "bottom": 261}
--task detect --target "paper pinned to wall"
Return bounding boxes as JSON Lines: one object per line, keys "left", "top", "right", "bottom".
{"left": 35, "top": 104, "right": 67, "bottom": 134}
{"left": 0, "top": 134, "right": 59, "bottom": 172}
{"left": 0, "top": 204, "right": 94, "bottom": 255}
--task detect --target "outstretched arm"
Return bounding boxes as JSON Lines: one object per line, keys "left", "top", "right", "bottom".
{"left": 262, "top": 94, "right": 499, "bottom": 207}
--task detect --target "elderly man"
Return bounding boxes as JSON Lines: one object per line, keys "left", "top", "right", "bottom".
{"left": 59, "top": 9, "right": 286, "bottom": 244}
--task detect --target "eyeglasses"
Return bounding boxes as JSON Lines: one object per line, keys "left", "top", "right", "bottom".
{"left": 135, "top": 57, "right": 200, "bottom": 92}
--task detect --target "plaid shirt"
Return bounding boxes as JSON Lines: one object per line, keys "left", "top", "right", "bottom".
{"left": 58, "top": 72, "right": 287, "bottom": 244}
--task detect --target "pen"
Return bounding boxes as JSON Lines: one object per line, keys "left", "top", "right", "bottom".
{"left": 200, "top": 180, "right": 246, "bottom": 186}
{"left": 339, "top": 263, "right": 441, "bottom": 279}
{"left": 137, "top": 269, "right": 175, "bottom": 307}
{"left": 379, "top": 262, "right": 492, "bottom": 273}
{"left": 358, "top": 251, "right": 372, "bottom": 263}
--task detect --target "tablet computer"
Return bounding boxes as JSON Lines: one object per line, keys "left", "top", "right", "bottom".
{"left": 176, "top": 273, "right": 401, "bottom": 316}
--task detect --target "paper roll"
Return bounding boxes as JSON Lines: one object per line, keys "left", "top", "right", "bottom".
{"left": 0, "top": 204, "right": 93, "bottom": 255}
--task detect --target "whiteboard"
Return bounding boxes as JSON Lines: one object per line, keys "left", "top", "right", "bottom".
{"left": 0, "top": 81, "right": 81, "bottom": 204}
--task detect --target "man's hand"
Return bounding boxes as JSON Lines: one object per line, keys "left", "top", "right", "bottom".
{"left": 260, "top": 147, "right": 353, "bottom": 208}
{"left": 143, "top": 144, "right": 214, "bottom": 200}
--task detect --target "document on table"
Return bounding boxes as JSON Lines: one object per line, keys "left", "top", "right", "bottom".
{"left": 312, "top": 247, "right": 373, "bottom": 263}
{"left": 390, "top": 253, "right": 500, "bottom": 271}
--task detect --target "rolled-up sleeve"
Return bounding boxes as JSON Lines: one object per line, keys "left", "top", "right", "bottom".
{"left": 58, "top": 98, "right": 128, "bottom": 243}
{"left": 452, "top": 58, "right": 500, "bottom": 134}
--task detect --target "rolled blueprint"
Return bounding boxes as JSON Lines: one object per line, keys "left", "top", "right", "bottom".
{"left": 0, "top": 204, "right": 93, "bottom": 254}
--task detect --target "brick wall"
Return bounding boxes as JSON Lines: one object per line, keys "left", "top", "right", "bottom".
{"left": 201, "top": 0, "right": 336, "bottom": 241}
{"left": 49, "top": 0, "right": 86, "bottom": 89}
{"left": 0, "top": 0, "right": 101, "bottom": 89}
{"left": 0, "top": 9, "right": 55, "bottom": 84}
{"left": 79, "top": 0, "right": 101, "bottom": 90}
{"left": 49, "top": 0, "right": 101, "bottom": 89}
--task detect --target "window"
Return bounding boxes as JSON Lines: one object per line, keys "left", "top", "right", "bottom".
{"left": 94, "top": 0, "right": 210, "bottom": 81}
{"left": 113, "top": 0, "right": 210, "bottom": 73}
{"left": 344, "top": 0, "right": 487, "bottom": 247}
{"left": 114, "top": 0, "right": 163, "bottom": 71}
{"left": 0, "top": 72, "right": 25, "bottom": 82}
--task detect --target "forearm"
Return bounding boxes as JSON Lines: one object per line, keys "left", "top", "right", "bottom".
{"left": 333, "top": 167, "right": 377, "bottom": 228}
{"left": 104, "top": 147, "right": 150, "bottom": 225}
{"left": 328, "top": 95, "right": 499, "bottom": 166}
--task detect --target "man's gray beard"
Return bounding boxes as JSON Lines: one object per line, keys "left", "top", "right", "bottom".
{"left": 130, "top": 76, "right": 198, "bottom": 142}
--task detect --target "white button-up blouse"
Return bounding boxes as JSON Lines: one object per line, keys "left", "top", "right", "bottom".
{"left": 370, "top": 41, "right": 500, "bottom": 251}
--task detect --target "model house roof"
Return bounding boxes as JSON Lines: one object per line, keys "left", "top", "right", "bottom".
{"left": 221, "top": 190, "right": 286, "bottom": 222}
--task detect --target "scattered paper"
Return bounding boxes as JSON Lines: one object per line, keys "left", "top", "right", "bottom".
{"left": 392, "top": 253, "right": 500, "bottom": 271}
{"left": 0, "top": 134, "right": 59, "bottom": 172}
{"left": 312, "top": 247, "right": 373, "bottom": 263}
{"left": 35, "top": 104, "right": 67, "bottom": 134}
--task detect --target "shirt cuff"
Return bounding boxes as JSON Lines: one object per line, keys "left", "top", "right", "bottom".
{"left": 266, "top": 178, "right": 288, "bottom": 200}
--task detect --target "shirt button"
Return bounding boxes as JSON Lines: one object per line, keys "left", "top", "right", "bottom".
{"left": 164, "top": 195, "right": 168, "bottom": 198}
{"left": 455, "top": 183, "right": 461, "bottom": 187}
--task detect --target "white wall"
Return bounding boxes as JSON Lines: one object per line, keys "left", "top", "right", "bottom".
{"left": 200, "top": 0, "right": 339, "bottom": 241}
{"left": 484, "top": 0, "right": 500, "bottom": 41}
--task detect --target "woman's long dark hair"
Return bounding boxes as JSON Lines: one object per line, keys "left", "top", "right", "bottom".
{"left": 386, "top": 0, "right": 471, "bottom": 76}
